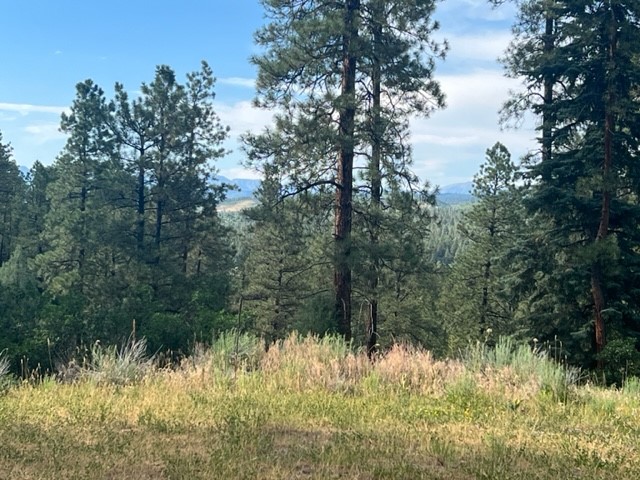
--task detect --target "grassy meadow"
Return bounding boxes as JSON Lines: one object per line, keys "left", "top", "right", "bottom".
{"left": 0, "top": 333, "right": 639, "bottom": 479}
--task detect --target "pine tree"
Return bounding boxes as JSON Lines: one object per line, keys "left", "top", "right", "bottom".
{"left": 240, "top": 176, "right": 331, "bottom": 342}
{"left": 245, "top": 0, "right": 445, "bottom": 341}
{"left": 502, "top": 0, "right": 640, "bottom": 372}
{"left": 37, "top": 80, "right": 116, "bottom": 297}
{"left": 439, "top": 143, "right": 524, "bottom": 351}
{"left": 0, "top": 132, "right": 24, "bottom": 266}
{"left": 357, "top": 0, "right": 444, "bottom": 354}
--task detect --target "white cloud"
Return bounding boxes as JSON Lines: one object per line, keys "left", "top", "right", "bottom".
{"left": 445, "top": 30, "right": 512, "bottom": 62}
{"left": 437, "top": 0, "right": 517, "bottom": 23}
{"left": 0, "top": 112, "right": 18, "bottom": 122}
{"left": 24, "top": 123, "right": 67, "bottom": 144}
{"left": 411, "top": 133, "right": 479, "bottom": 147}
{"left": 0, "top": 102, "right": 68, "bottom": 116}
{"left": 438, "top": 69, "right": 518, "bottom": 109}
{"left": 408, "top": 68, "right": 537, "bottom": 184}
{"left": 218, "top": 77, "right": 256, "bottom": 89}
{"left": 219, "top": 166, "right": 262, "bottom": 180}
{"left": 215, "top": 100, "right": 274, "bottom": 136}
{"left": 215, "top": 100, "right": 276, "bottom": 177}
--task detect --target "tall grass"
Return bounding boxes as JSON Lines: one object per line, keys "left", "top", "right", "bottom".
{"left": 0, "top": 350, "right": 10, "bottom": 387}
{"left": 60, "top": 336, "right": 153, "bottom": 385}
{"left": 0, "top": 351, "right": 9, "bottom": 378}
{"left": 209, "top": 328, "right": 265, "bottom": 372}
{"left": 462, "top": 336, "right": 582, "bottom": 401}
{"left": 1, "top": 333, "right": 639, "bottom": 479}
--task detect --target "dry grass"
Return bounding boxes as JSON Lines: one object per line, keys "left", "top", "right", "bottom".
{"left": 0, "top": 333, "right": 639, "bottom": 479}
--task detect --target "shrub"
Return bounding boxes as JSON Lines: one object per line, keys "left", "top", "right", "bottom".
{"left": 210, "top": 329, "right": 264, "bottom": 372}
{"left": 0, "top": 350, "right": 13, "bottom": 392}
{"left": 60, "top": 336, "right": 153, "bottom": 385}
{"left": 461, "top": 336, "right": 581, "bottom": 401}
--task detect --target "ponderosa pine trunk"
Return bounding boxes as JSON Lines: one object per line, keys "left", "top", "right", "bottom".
{"left": 137, "top": 158, "right": 145, "bottom": 253}
{"left": 367, "top": 6, "right": 382, "bottom": 358}
{"left": 542, "top": 13, "right": 554, "bottom": 164}
{"left": 334, "top": 0, "right": 360, "bottom": 341}
{"left": 591, "top": 10, "right": 616, "bottom": 362}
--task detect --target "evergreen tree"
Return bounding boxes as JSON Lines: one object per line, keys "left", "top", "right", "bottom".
{"left": 0, "top": 132, "right": 24, "bottom": 266}
{"left": 439, "top": 143, "right": 524, "bottom": 351}
{"left": 356, "top": 0, "right": 444, "bottom": 355}
{"left": 245, "top": 0, "right": 361, "bottom": 339}
{"left": 245, "top": 0, "right": 445, "bottom": 341}
{"left": 36, "top": 80, "right": 116, "bottom": 298}
{"left": 241, "top": 176, "right": 332, "bottom": 342}
{"left": 502, "top": 0, "right": 640, "bottom": 374}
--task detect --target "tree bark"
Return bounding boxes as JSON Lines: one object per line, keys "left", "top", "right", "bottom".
{"left": 367, "top": 5, "right": 382, "bottom": 358}
{"left": 591, "top": 10, "right": 617, "bottom": 362}
{"left": 334, "top": 0, "right": 359, "bottom": 341}
{"left": 136, "top": 158, "right": 145, "bottom": 253}
{"left": 542, "top": 14, "right": 554, "bottom": 164}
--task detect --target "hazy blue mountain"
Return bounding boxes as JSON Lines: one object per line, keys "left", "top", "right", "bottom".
{"left": 436, "top": 181, "right": 474, "bottom": 205}
{"left": 214, "top": 176, "right": 476, "bottom": 205}
{"left": 216, "top": 176, "right": 261, "bottom": 199}
{"left": 439, "top": 181, "right": 473, "bottom": 195}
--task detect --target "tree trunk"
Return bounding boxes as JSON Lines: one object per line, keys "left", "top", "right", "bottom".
{"left": 155, "top": 197, "right": 164, "bottom": 250}
{"left": 591, "top": 11, "right": 616, "bottom": 362}
{"left": 334, "top": 0, "right": 359, "bottom": 341}
{"left": 542, "top": 14, "right": 554, "bottom": 164}
{"left": 136, "top": 156, "right": 145, "bottom": 254}
{"left": 79, "top": 160, "right": 88, "bottom": 294}
{"left": 367, "top": 6, "right": 382, "bottom": 358}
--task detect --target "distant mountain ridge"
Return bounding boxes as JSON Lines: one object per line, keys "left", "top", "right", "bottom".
{"left": 17, "top": 166, "right": 473, "bottom": 205}
{"left": 216, "top": 176, "right": 261, "bottom": 200}
{"left": 436, "top": 181, "right": 474, "bottom": 205}
{"left": 216, "top": 177, "right": 475, "bottom": 205}
{"left": 438, "top": 181, "right": 473, "bottom": 195}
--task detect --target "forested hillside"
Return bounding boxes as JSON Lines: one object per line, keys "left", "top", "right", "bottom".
{"left": 2, "top": 0, "right": 640, "bottom": 385}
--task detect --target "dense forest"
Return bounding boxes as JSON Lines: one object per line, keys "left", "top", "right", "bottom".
{"left": 2, "top": 0, "right": 640, "bottom": 385}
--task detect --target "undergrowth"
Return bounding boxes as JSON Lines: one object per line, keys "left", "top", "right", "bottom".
{"left": 1, "top": 333, "right": 638, "bottom": 479}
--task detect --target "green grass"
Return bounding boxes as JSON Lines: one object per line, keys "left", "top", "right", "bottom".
{"left": 0, "top": 334, "right": 639, "bottom": 479}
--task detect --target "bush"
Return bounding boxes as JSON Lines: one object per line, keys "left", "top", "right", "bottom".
{"left": 210, "top": 329, "right": 264, "bottom": 372}
{"left": 61, "top": 336, "right": 153, "bottom": 385}
{"left": 462, "top": 336, "right": 581, "bottom": 401}
{"left": 596, "top": 336, "right": 640, "bottom": 387}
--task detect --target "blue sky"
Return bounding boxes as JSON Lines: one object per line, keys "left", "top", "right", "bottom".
{"left": 0, "top": 0, "right": 535, "bottom": 186}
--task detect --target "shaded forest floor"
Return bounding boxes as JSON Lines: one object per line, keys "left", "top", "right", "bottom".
{"left": 0, "top": 334, "right": 638, "bottom": 479}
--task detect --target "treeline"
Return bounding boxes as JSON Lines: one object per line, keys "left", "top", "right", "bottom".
{"left": 2, "top": 0, "right": 640, "bottom": 384}
{"left": 0, "top": 63, "right": 236, "bottom": 371}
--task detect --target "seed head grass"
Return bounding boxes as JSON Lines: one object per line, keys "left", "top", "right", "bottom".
{"left": 0, "top": 333, "right": 639, "bottom": 479}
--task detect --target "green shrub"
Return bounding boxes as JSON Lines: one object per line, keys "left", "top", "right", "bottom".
{"left": 0, "top": 350, "right": 10, "bottom": 390}
{"left": 596, "top": 336, "right": 640, "bottom": 387}
{"left": 210, "top": 329, "right": 264, "bottom": 372}
{"left": 61, "top": 336, "right": 153, "bottom": 385}
{"left": 462, "top": 336, "right": 581, "bottom": 401}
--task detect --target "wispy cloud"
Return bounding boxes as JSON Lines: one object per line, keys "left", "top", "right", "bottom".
{"left": 215, "top": 100, "right": 274, "bottom": 135}
{"left": 0, "top": 102, "right": 68, "bottom": 115}
{"left": 24, "top": 123, "right": 67, "bottom": 144}
{"left": 219, "top": 166, "right": 262, "bottom": 180}
{"left": 409, "top": 68, "right": 536, "bottom": 183}
{"left": 437, "top": 0, "right": 517, "bottom": 23}
{"left": 218, "top": 77, "right": 256, "bottom": 89}
{"left": 444, "top": 31, "right": 512, "bottom": 62}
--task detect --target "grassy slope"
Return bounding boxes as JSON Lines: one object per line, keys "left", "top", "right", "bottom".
{"left": 0, "top": 335, "right": 639, "bottom": 480}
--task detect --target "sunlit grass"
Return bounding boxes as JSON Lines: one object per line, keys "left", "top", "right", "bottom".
{"left": 0, "top": 334, "right": 639, "bottom": 479}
